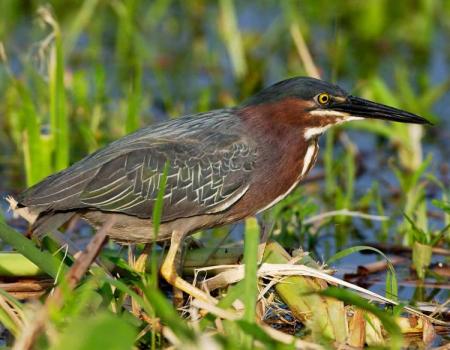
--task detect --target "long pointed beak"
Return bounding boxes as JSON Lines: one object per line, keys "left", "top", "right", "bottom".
{"left": 333, "top": 95, "right": 431, "bottom": 124}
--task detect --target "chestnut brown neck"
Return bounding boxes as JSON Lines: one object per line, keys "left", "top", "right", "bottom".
{"left": 238, "top": 98, "right": 309, "bottom": 134}
{"left": 227, "top": 98, "right": 320, "bottom": 218}
{"left": 237, "top": 97, "right": 318, "bottom": 165}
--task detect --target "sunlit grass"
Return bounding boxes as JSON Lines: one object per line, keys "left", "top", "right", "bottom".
{"left": 0, "top": 0, "right": 449, "bottom": 348}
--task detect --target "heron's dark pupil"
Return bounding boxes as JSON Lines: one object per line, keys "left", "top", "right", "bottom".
{"left": 320, "top": 94, "right": 329, "bottom": 103}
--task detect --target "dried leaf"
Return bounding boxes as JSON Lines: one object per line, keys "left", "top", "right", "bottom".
{"left": 347, "top": 307, "right": 365, "bottom": 348}
{"left": 365, "top": 312, "right": 385, "bottom": 346}
{"left": 422, "top": 319, "right": 436, "bottom": 345}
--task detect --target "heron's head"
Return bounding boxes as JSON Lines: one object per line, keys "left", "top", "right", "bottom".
{"left": 241, "top": 77, "right": 430, "bottom": 140}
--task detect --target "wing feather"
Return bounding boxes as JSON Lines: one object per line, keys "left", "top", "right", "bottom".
{"left": 80, "top": 140, "right": 256, "bottom": 221}
{"left": 17, "top": 109, "right": 257, "bottom": 222}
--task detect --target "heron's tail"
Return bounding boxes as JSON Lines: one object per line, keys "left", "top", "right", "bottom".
{"left": 6, "top": 195, "right": 39, "bottom": 223}
{"left": 6, "top": 195, "right": 74, "bottom": 238}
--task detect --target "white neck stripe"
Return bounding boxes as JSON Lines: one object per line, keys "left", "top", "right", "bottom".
{"left": 303, "top": 116, "right": 363, "bottom": 140}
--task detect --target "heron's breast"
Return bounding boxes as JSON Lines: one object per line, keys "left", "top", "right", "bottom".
{"left": 225, "top": 138, "right": 319, "bottom": 218}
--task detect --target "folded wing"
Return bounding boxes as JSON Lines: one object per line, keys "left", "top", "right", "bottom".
{"left": 17, "top": 110, "right": 257, "bottom": 222}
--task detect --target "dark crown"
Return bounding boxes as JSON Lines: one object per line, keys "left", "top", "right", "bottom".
{"left": 242, "top": 77, "right": 348, "bottom": 106}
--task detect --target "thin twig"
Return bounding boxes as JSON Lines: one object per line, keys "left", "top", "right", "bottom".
{"left": 13, "top": 218, "right": 115, "bottom": 350}
{"left": 303, "top": 209, "right": 388, "bottom": 225}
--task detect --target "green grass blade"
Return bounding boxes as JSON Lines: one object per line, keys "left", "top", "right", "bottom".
{"left": 199, "top": 280, "right": 246, "bottom": 332}
{"left": 200, "top": 224, "right": 259, "bottom": 347}
{"left": 15, "top": 83, "right": 47, "bottom": 185}
{"left": 0, "top": 287, "right": 25, "bottom": 312}
{"left": 65, "top": 0, "right": 100, "bottom": 55}
{"left": 344, "top": 150, "right": 355, "bottom": 209}
{"left": 49, "top": 312, "right": 137, "bottom": 350}
{"left": 0, "top": 288, "right": 25, "bottom": 336}
{"left": 243, "top": 218, "right": 259, "bottom": 323}
{"left": 142, "top": 282, "right": 195, "bottom": 343}
{"left": 327, "top": 245, "right": 398, "bottom": 301}
{"left": 48, "top": 16, "right": 69, "bottom": 172}
{"left": 219, "top": 0, "right": 247, "bottom": 79}
{"left": 242, "top": 218, "right": 260, "bottom": 347}
{"left": 236, "top": 320, "right": 277, "bottom": 347}
{"left": 150, "top": 161, "right": 169, "bottom": 289}
{"left": 0, "top": 215, "right": 67, "bottom": 279}
{"left": 150, "top": 161, "right": 169, "bottom": 349}
{"left": 125, "top": 61, "right": 142, "bottom": 133}
{"left": 103, "top": 277, "right": 153, "bottom": 315}
{"left": 0, "top": 304, "right": 19, "bottom": 336}
{"left": 0, "top": 252, "right": 45, "bottom": 276}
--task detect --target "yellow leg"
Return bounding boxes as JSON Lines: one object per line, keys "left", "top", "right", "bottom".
{"left": 172, "top": 244, "right": 185, "bottom": 309}
{"left": 160, "top": 231, "right": 216, "bottom": 304}
{"left": 131, "top": 244, "right": 152, "bottom": 317}
{"left": 135, "top": 244, "right": 151, "bottom": 273}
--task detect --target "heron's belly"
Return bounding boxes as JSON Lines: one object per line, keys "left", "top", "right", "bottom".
{"left": 82, "top": 210, "right": 226, "bottom": 244}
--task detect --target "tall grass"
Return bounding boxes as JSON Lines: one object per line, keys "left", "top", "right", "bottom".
{"left": 41, "top": 7, "right": 69, "bottom": 173}
{"left": 0, "top": 1, "right": 449, "bottom": 348}
{"left": 242, "top": 218, "right": 259, "bottom": 347}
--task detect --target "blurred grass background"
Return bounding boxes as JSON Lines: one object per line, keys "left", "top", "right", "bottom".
{"left": 1, "top": 0, "right": 450, "bottom": 289}
{"left": 0, "top": 0, "right": 449, "bottom": 288}
{"left": 0, "top": 0, "right": 449, "bottom": 348}
{"left": 0, "top": 0, "right": 449, "bottom": 185}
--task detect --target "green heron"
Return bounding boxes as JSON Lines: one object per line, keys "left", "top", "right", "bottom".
{"left": 8, "top": 77, "right": 429, "bottom": 302}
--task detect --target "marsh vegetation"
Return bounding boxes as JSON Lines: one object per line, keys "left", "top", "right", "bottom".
{"left": 0, "top": 1, "right": 449, "bottom": 348}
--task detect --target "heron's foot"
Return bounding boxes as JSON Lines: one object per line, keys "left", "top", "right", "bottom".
{"left": 161, "top": 231, "right": 216, "bottom": 305}
{"left": 160, "top": 258, "right": 215, "bottom": 304}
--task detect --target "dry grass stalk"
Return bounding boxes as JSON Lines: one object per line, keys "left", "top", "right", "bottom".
{"left": 0, "top": 294, "right": 23, "bottom": 335}
{"left": 260, "top": 324, "right": 324, "bottom": 350}
{"left": 303, "top": 209, "right": 388, "bottom": 225}
{"left": 194, "top": 239, "right": 449, "bottom": 348}
{"left": 289, "top": 23, "right": 320, "bottom": 79}
{"left": 197, "top": 244, "right": 448, "bottom": 325}
{"left": 12, "top": 218, "right": 115, "bottom": 350}
{"left": 0, "top": 278, "right": 54, "bottom": 300}
{"left": 191, "top": 299, "right": 241, "bottom": 320}
{"left": 262, "top": 242, "right": 347, "bottom": 343}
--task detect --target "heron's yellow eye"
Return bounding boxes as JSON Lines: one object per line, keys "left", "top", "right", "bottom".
{"left": 317, "top": 93, "right": 330, "bottom": 105}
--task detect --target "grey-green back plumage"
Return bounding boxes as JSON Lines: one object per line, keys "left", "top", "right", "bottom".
{"left": 17, "top": 109, "right": 258, "bottom": 229}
